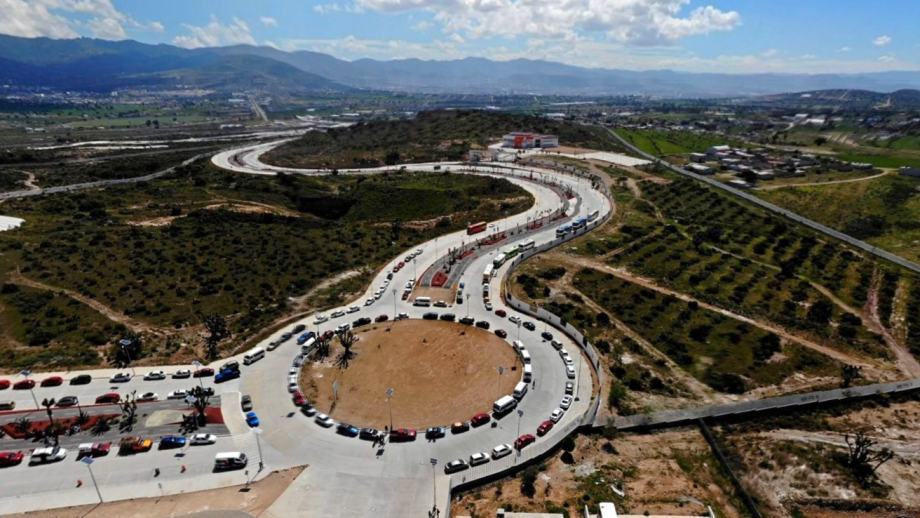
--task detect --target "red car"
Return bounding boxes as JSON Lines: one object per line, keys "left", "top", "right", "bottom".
{"left": 193, "top": 368, "right": 214, "bottom": 378}
{"left": 515, "top": 434, "right": 536, "bottom": 450}
{"left": 537, "top": 420, "right": 554, "bottom": 436}
{"left": 78, "top": 442, "right": 111, "bottom": 458}
{"left": 0, "top": 451, "right": 24, "bottom": 467}
{"left": 322, "top": 330, "right": 335, "bottom": 341}
{"left": 0, "top": 379, "right": 10, "bottom": 390}
{"left": 13, "top": 379, "right": 35, "bottom": 390}
{"left": 495, "top": 309, "right": 507, "bottom": 317}
{"left": 470, "top": 412, "right": 491, "bottom": 427}
{"left": 389, "top": 428, "right": 417, "bottom": 442}
{"left": 40, "top": 376, "right": 63, "bottom": 387}
{"left": 292, "top": 390, "right": 306, "bottom": 406}
{"left": 95, "top": 392, "right": 120, "bottom": 404}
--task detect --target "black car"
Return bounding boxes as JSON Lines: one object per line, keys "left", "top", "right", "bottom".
{"left": 439, "top": 313, "right": 456, "bottom": 322}
{"left": 444, "top": 459, "right": 469, "bottom": 474}
{"left": 422, "top": 312, "right": 439, "bottom": 320}
{"left": 541, "top": 331, "right": 554, "bottom": 341}
{"left": 69, "top": 374, "right": 92, "bottom": 385}
{"left": 425, "top": 427, "right": 446, "bottom": 439}
{"left": 293, "top": 324, "right": 306, "bottom": 334}
{"left": 359, "top": 428, "right": 382, "bottom": 441}
{"left": 336, "top": 423, "right": 360, "bottom": 437}
{"left": 353, "top": 317, "right": 372, "bottom": 328}
{"left": 475, "top": 320, "right": 491, "bottom": 330}
{"left": 55, "top": 396, "right": 79, "bottom": 407}
{"left": 301, "top": 404, "right": 317, "bottom": 417}
{"left": 459, "top": 316, "right": 475, "bottom": 325}
{"left": 522, "top": 321, "right": 536, "bottom": 331}
{"left": 280, "top": 332, "right": 293, "bottom": 342}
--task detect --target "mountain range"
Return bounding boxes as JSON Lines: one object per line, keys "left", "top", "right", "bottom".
{"left": 2, "top": 34, "right": 920, "bottom": 98}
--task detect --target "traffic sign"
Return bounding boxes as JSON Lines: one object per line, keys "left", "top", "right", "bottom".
{"left": 429, "top": 458, "right": 437, "bottom": 466}
{"left": 386, "top": 387, "right": 395, "bottom": 398}
{"left": 80, "top": 456, "right": 94, "bottom": 465}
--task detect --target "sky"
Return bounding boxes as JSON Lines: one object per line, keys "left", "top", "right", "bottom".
{"left": 1, "top": 0, "right": 918, "bottom": 73}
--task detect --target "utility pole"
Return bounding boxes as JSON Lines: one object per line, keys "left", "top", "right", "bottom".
{"left": 392, "top": 289, "right": 397, "bottom": 319}
{"left": 386, "top": 387, "right": 395, "bottom": 433}
{"left": 430, "top": 458, "right": 438, "bottom": 516}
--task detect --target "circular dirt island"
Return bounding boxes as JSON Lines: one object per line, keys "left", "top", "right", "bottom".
{"left": 299, "top": 319, "right": 523, "bottom": 429}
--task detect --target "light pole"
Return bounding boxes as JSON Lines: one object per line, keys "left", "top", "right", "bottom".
{"left": 496, "top": 366, "right": 503, "bottom": 399}
{"left": 392, "top": 289, "right": 397, "bottom": 319}
{"left": 81, "top": 457, "right": 103, "bottom": 503}
{"left": 386, "top": 387, "right": 395, "bottom": 433}
{"left": 465, "top": 293, "right": 471, "bottom": 317}
{"left": 515, "top": 409, "right": 524, "bottom": 463}
{"left": 429, "top": 458, "right": 438, "bottom": 516}
{"left": 253, "top": 428, "right": 264, "bottom": 472}
{"left": 20, "top": 369, "right": 38, "bottom": 410}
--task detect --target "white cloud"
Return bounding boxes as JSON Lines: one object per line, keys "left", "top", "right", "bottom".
{"left": 260, "top": 16, "right": 278, "bottom": 27}
{"left": 173, "top": 16, "right": 256, "bottom": 49}
{"left": 412, "top": 19, "right": 433, "bottom": 31}
{"left": 873, "top": 34, "right": 892, "bottom": 47}
{"left": 0, "top": 0, "right": 144, "bottom": 40}
{"left": 149, "top": 21, "right": 165, "bottom": 33}
{"left": 761, "top": 48, "right": 777, "bottom": 58}
{"left": 355, "top": 0, "right": 740, "bottom": 45}
{"left": 313, "top": 2, "right": 364, "bottom": 14}
{"left": 878, "top": 55, "right": 895, "bottom": 63}
{"left": 838, "top": 46, "right": 851, "bottom": 52}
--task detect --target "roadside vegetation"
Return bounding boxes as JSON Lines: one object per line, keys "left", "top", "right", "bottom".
{"left": 264, "top": 109, "right": 626, "bottom": 169}
{"left": 0, "top": 159, "right": 532, "bottom": 370}
{"left": 617, "top": 127, "right": 740, "bottom": 157}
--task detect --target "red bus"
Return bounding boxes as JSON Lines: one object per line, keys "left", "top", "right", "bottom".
{"left": 467, "top": 221, "right": 487, "bottom": 235}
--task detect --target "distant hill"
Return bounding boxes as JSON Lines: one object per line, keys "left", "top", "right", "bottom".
{"left": 744, "top": 88, "right": 920, "bottom": 109}
{"left": 2, "top": 35, "right": 920, "bottom": 97}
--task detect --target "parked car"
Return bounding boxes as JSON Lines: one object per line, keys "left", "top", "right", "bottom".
{"left": 353, "top": 317, "right": 372, "bottom": 328}
{"left": 292, "top": 391, "right": 306, "bottom": 407}
{"left": 55, "top": 396, "right": 79, "bottom": 407}
{"left": 566, "top": 365, "right": 576, "bottom": 379}
{"left": 0, "top": 401, "right": 14, "bottom": 411}
{"left": 313, "top": 315, "right": 328, "bottom": 324}
{"left": 241, "top": 395, "right": 253, "bottom": 411}
{"left": 167, "top": 390, "right": 188, "bottom": 400}
{"left": 484, "top": 301, "right": 493, "bottom": 311}
{"left": 315, "top": 413, "right": 334, "bottom": 428}
{"left": 550, "top": 339, "right": 563, "bottom": 350}
{"left": 470, "top": 413, "right": 491, "bottom": 427}
{"left": 444, "top": 459, "right": 469, "bottom": 474}
{"left": 459, "top": 316, "right": 475, "bottom": 325}
{"left": 359, "top": 428, "right": 382, "bottom": 441}
{"left": 220, "top": 361, "right": 239, "bottom": 372}
{"left": 140, "top": 370, "right": 164, "bottom": 381}
{"left": 95, "top": 393, "right": 120, "bottom": 404}
{"left": 190, "top": 433, "right": 217, "bottom": 445}
{"left": 214, "top": 369, "right": 240, "bottom": 383}
{"left": 0, "top": 379, "right": 13, "bottom": 390}
{"left": 301, "top": 404, "right": 317, "bottom": 417}
{"left": 293, "top": 324, "right": 306, "bottom": 334}
{"left": 245, "top": 412, "right": 260, "bottom": 427}
{"left": 522, "top": 321, "right": 536, "bottom": 331}
{"left": 550, "top": 408, "right": 565, "bottom": 423}
{"left": 330, "top": 310, "right": 346, "bottom": 318}
{"left": 159, "top": 436, "right": 187, "bottom": 449}
{"left": 347, "top": 305, "right": 360, "bottom": 314}
{"left": 495, "top": 309, "right": 507, "bottom": 317}
{"left": 491, "top": 443, "right": 512, "bottom": 459}
{"left": 30, "top": 446, "right": 67, "bottom": 464}
{"left": 193, "top": 368, "right": 214, "bottom": 378}
{"left": 451, "top": 421, "right": 469, "bottom": 434}
{"left": 565, "top": 381, "right": 574, "bottom": 395}
{"left": 13, "top": 379, "right": 35, "bottom": 390}
{"left": 68, "top": 374, "right": 92, "bottom": 385}
{"left": 475, "top": 320, "right": 490, "bottom": 330}
{"left": 77, "top": 442, "right": 111, "bottom": 458}
{"left": 389, "top": 428, "right": 417, "bottom": 442}
{"left": 537, "top": 420, "right": 554, "bottom": 436}
{"left": 422, "top": 312, "right": 438, "bottom": 320}
{"left": 433, "top": 300, "right": 448, "bottom": 308}
{"left": 541, "top": 331, "right": 554, "bottom": 341}
{"left": 508, "top": 316, "right": 521, "bottom": 325}
{"left": 560, "top": 395, "right": 574, "bottom": 409}
{"left": 494, "top": 329, "right": 507, "bottom": 338}
{"left": 375, "top": 314, "right": 389, "bottom": 323}
{"left": 118, "top": 437, "right": 152, "bottom": 454}
{"left": 0, "top": 451, "right": 24, "bottom": 467}
{"left": 137, "top": 392, "right": 159, "bottom": 403}
{"left": 396, "top": 313, "right": 409, "bottom": 321}
{"left": 469, "top": 452, "right": 490, "bottom": 466}
{"left": 514, "top": 434, "right": 536, "bottom": 450}
{"left": 425, "top": 427, "right": 446, "bottom": 439}
{"left": 337, "top": 423, "right": 360, "bottom": 437}
{"left": 109, "top": 372, "right": 131, "bottom": 383}
{"left": 40, "top": 376, "right": 63, "bottom": 387}
{"left": 171, "top": 369, "right": 191, "bottom": 379}
{"left": 439, "top": 313, "right": 456, "bottom": 322}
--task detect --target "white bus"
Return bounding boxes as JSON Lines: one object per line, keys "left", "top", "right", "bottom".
{"left": 482, "top": 264, "right": 494, "bottom": 284}
{"left": 413, "top": 296, "right": 431, "bottom": 307}
{"left": 520, "top": 239, "right": 536, "bottom": 251}
{"left": 520, "top": 349, "right": 532, "bottom": 364}
{"left": 523, "top": 364, "right": 533, "bottom": 382}
{"left": 214, "top": 452, "right": 248, "bottom": 470}
{"left": 513, "top": 382, "right": 528, "bottom": 400}
{"left": 492, "top": 395, "right": 517, "bottom": 414}
{"left": 492, "top": 253, "right": 506, "bottom": 268}
{"left": 243, "top": 347, "right": 265, "bottom": 365}
{"left": 587, "top": 210, "right": 600, "bottom": 222}
{"left": 300, "top": 337, "right": 316, "bottom": 353}
{"left": 512, "top": 340, "right": 525, "bottom": 352}
{"left": 555, "top": 224, "right": 572, "bottom": 238}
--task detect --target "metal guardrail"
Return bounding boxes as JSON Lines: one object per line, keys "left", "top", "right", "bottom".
{"left": 605, "top": 128, "right": 920, "bottom": 275}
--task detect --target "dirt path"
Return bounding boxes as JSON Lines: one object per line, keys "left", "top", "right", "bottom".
{"left": 549, "top": 254, "right": 889, "bottom": 377}
{"left": 22, "top": 172, "right": 40, "bottom": 191}
{"left": 9, "top": 270, "right": 150, "bottom": 332}
{"left": 755, "top": 430, "right": 920, "bottom": 458}
{"left": 865, "top": 270, "right": 920, "bottom": 378}
{"left": 756, "top": 170, "right": 891, "bottom": 191}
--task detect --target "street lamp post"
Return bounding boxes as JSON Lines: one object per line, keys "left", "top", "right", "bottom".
{"left": 496, "top": 366, "right": 503, "bottom": 399}
{"left": 386, "top": 387, "right": 395, "bottom": 433}
{"left": 465, "top": 293, "right": 471, "bottom": 317}
{"left": 392, "top": 289, "right": 397, "bottom": 319}
{"left": 430, "top": 458, "right": 438, "bottom": 516}
{"left": 253, "top": 428, "right": 264, "bottom": 472}
{"left": 515, "top": 409, "right": 524, "bottom": 463}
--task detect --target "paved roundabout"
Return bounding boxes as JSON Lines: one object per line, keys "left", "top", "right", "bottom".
{"left": 0, "top": 139, "right": 612, "bottom": 518}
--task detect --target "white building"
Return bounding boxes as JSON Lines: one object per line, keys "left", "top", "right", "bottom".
{"left": 502, "top": 132, "right": 559, "bottom": 149}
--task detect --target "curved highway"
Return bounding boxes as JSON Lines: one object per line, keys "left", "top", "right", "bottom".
{"left": 0, "top": 140, "right": 612, "bottom": 517}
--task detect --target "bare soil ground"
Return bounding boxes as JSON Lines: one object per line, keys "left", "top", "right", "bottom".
{"left": 9, "top": 467, "right": 303, "bottom": 518}
{"left": 302, "top": 320, "right": 521, "bottom": 428}
{"left": 452, "top": 429, "right": 743, "bottom": 518}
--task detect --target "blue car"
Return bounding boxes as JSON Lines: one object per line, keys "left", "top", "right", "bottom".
{"left": 296, "top": 332, "right": 315, "bottom": 345}
{"left": 159, "top": 435, "right": 187, "bottom": 449}
{"left": 246, "top": 411, "right": 260, "bottom": 427}
{"left": 215, "top": 368, "right": 240, "bottom": 383}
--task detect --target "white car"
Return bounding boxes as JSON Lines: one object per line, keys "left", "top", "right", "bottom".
{"left": 415, "top": 248, "right": 423, "bottom": 256}
{"left": 330, "top": 310, "right": 346, "bottom": 318}
{"left": 566, "top": 365, "right": 576, "bottom": 379}
{"left": 143, "top": 370, "right": 166, "bottom": 381}
{"left": 491, "top": 444, "right": 512, "bottom": 459}
{"left": 347, "top": 305, "right": 360, "bottom": 314}
{"left": 172, "top": 369, "right": 191, "bottom": 379}
{"left": 314, "top": 315, "right": 328, "bottom": 325}
{"left": 288, "top": 367, "right": 299, "bottom": 376}
{"left": 336, "top": 323, "right": 350, "bottom": 333}
{"left": 559, "top": 348, "right": 569, "bottom": 358}
{"left": 405, "top": 281, "right": 414, "bottom": 289}
{"left": 137, "top": 392, "right": 159, "bottom": 402}
{"left": 469, "top": 452, "right": 490, "bottom": 466}
{"left": 315, "top": 413, "right": 335, "bottom": 427}
{"left": 484, "top": 301, "right": 493, "bottom": 311}
{"left": 30, "top": 447, "right": 67, "bottom": 464}
{"left": 560, "top": 395, "right": 574, "bottom": 409}
{"left": 562, "top": 354, "right": 574, "bottom": 366}
{"left": 109, "top": 372, "right": 131, "bottom": 383}
{"left": 550, "top": 408, "right": 565, "bottom": 423}
{"left": 509, "top": 316, "right": 521, "bottom": 325}
{"left": 565, "top": 381, "right": 575, "bottom": 395}
{"left": 190, "top": 433, "right": 217, "bottom": 445}
{"left": 364, "top": 298, "right": 375, "bottom": 306}
{"left": 397, "top": 312, "right": 409, "bottom": 320}
{"left": 374, "top": 291, "right": 383, "bottom": 300}
{"left": 550, "top": 340, "right": 563, "bottom": 350}
{"left": 167, "top": 390, "right": 188, "bottom": 400}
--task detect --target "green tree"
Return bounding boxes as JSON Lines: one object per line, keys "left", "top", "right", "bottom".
{"left": 203, "top": 314, "right": 230, "bottom": 360}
